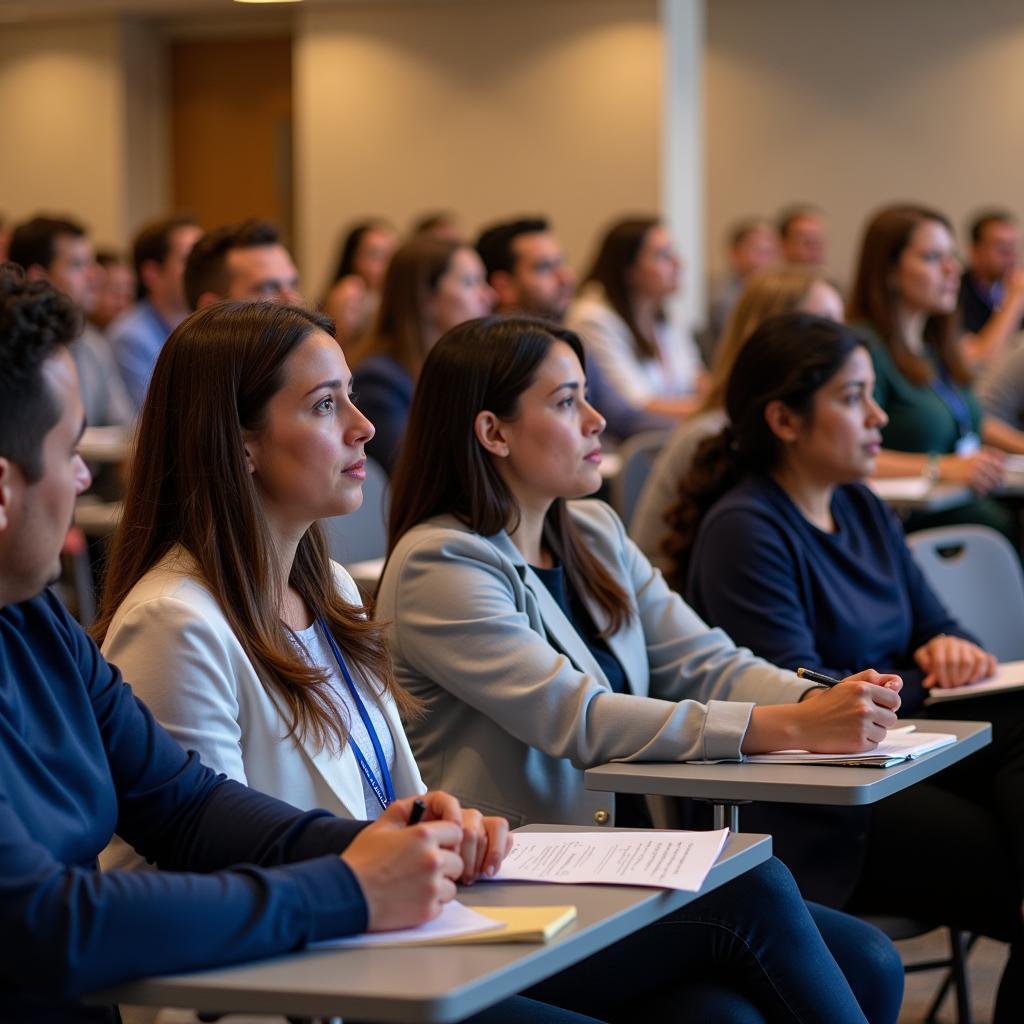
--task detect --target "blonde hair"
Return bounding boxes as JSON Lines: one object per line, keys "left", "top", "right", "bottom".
{"left": 702, "top": 266, "right": 826, "bottom": 412}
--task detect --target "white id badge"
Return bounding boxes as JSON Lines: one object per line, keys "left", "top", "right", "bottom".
{"left": 955, "top": 432, "right": 981, "bottom": 456}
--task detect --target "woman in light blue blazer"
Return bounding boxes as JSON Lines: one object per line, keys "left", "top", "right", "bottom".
{"left": 377, "top": 315, "right": 906, "bottom": 1024}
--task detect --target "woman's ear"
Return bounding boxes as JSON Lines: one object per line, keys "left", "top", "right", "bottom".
{"left": 474, "top": 411, "right": 510, "bottom": 458}
{"left": 0, "top": 458, "right": 12, "bottom": 532}
{"left": 241, "top": 432, "right": 259, "bottom": 475}
{"left": 763, "top": 399, "right": 803, "bottom": 444}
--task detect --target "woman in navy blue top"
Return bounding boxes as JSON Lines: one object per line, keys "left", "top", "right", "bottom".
{"left": 664, "top": 312, "right": 1024, "bottom": 1022}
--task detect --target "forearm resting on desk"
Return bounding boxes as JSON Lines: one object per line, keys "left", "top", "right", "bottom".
{"left": 742, "top": 671, "right": 902, "bottom": 754}
{"left": 872, "top": 447, "right": 1004, "bottom": 491}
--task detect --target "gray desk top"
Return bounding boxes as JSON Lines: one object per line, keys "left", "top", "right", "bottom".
{"left": 585, "top": 719, "right": 991, "bottom": 806}
{"left": 92, "top": 828, "right": 771, "bottom": 1023}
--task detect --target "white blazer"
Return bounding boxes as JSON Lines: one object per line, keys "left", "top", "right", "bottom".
{"left": 100, "top": 546, "right": 423, "bottom": 871}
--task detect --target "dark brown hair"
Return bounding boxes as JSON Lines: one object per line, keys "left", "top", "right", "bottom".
{"left": 847, "top": 204, "right": 968, "bottom": 386}
{"left": 322, "top": 218, "right": 393, "bottom": 295}
{"left": 0, "top": 264, "right": 80, "bottom": 482}
{"left": 388, "top": 315, "right": 631, "bottom": 635}
{"left": 94, "top": 300, "right": 415, "bottom": 752}
{"left": 352, "top": 237, "right": 460, "bottom": 379}
{"left": 131, "top": 214, "right": 199, "bottom": 300}
{"left": 183, "top": 219, "right": 282, "bottom": 311}
{"left": 662, "top": 313, "right": 863, "bottom": 591}
{"left": 582, "top": 217, "right": 663, "bottom": 361}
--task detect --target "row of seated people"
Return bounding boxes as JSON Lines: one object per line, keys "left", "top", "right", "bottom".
{"left": 6, "top": 253, "right": 1024, "bottom": 1015}
{"left": 1, "top": 210, "right": 701, "bottom": 455}
{"left": 2, "top": 264, "right": 914, "bottom": 1023}
{"left": 11, "top": 202, "right": 1024, "bottom": 511}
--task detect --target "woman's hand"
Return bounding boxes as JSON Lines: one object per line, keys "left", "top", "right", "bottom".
{"left": 745, "top": 669, "right": 902, "bottom": 754}
{"left": 340, "top": 797, "right": 463, "bottom": 932}
{"left": 914, "top": 634, "right": 997, "bottom": 689}
{"left": 939, "top": 449, "right": 1005, "bottom": 494}
{"left": 406, "top": 790, "right": 512, "bottom": 884}
{"left": 456, "top": 808, "right": 512, "bottom": 884}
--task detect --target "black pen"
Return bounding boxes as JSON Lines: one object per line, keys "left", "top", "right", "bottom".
{"left": 796, "top": 667, "right": 843, "bottom": 687}
{"left": 407, "top": 798, "right": 427, "bottom": 825}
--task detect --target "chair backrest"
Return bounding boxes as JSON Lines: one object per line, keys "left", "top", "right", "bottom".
{"left": 611, "top": 428, "right": 672, "bottom": 526}
{"left": 906, "top": 524, "right": 1024, "bottom": 661}
{"left": 320, "top": 456, "right": 390, "bottom": 565}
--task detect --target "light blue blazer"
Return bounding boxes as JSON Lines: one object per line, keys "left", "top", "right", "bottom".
{"left": 377, "top": 500, "right": 812, "bottom": 828}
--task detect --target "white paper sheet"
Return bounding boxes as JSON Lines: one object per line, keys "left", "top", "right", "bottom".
{"left": 743, "top": 730, "right": 955, "bottom": 764}
{"left": 926, "top": 659, "right": 1024, "bottom": 703}
{"left": 310, "top": 899, "right": 503, "bottom": 949}
{"left": 490, "top": 829, "right": 729, "bottom": 892}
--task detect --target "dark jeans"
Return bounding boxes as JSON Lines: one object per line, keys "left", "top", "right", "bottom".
{"left": 845, "top": 689, "right": 1024, "bottom": 1024}
{"left": 511, "top": 857, "right": 901, "bottom": 1024}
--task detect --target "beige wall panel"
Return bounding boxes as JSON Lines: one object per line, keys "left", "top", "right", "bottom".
{"left": 0, "top": 19, "right": 127, "bottom": 247}
{"left": 121, "top": 18, "right": 170, "bottom": 240}
{"left": 296, "top": 0, "right": 661, "bottom": 300}
{"left": 707, "top": 0, "right": 1024, "bottom": 288}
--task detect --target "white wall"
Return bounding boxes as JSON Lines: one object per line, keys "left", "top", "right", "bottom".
{"left": 294, "top": 0, "right": 664, "bottom": 300}
{"left": 706, "top": 0, "right": 1024, "bottom": 288}
{"left": 0, "top": 19, "right": 128, "bottom": 246}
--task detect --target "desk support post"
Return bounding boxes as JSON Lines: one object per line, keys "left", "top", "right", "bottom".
{"left": 709, "top": 800, "right": 748, "bottom": 832}
{"left": 713, "top": 803, "right": 741, "bottom": 832}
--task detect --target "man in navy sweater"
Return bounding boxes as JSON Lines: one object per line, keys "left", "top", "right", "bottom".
{"left": 0, "top": 266, "right": 489, "bottom": 1023}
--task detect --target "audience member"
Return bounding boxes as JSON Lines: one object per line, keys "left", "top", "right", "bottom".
{"left": 632, "top": 267, "right": 843, "bottom": 570}
{"left": 376, "top": 315, "right": 905, "bottom": 1019}
{"left": 377, "top": 314, "right": 905, "bottom": 1023}
{"left": 9, "top": 214, "right": 132, "bottom": 427}
{"left": 848, "top": 203, "right": 1024, "bottom": 536}
{"left": 0, "top": 213, "right": 10, "bottom": 262}
{"left": 0, "top": 266, "right": 498, "bottom": 1023}
{"left": 958, "top": 209, "right": 1024, "bottom": 367}
{"left": 705, "top": 217, "right": 781, "bottom": 349}
{"left": 567, "top": 217, "right": 704, "bottom": 420}
{"left": 89, "top": 249, "right": 135, "bottom": 330}
{"left": 668, "top": 313, "right": 1024, "bottom": 1022}
{"left": 777, "top": 203, "right": 827, "bottom": 268}
{"left": 351, "top": 237, "right": 494, "bottom": 472}
{"left": 184, "top": 219, "right": 301, "bottom": 310}
{"left": 321, "top": 219, "right": 398, "bottom": 349}
{"left": 411, "top": 210, "right": 464, "bottom": 243}
{"left": 475, "top": 216, "right": 671, "bottom": 440}
{"left": 107, "top": 215, "right": 201, "bottom": 410}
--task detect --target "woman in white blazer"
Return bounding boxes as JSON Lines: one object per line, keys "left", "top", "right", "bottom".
{"left": 95, "top": 301, "right": 504, "bottom": 879}
{"left": 378, "top": 315, "right": 907, "bottom": 1024}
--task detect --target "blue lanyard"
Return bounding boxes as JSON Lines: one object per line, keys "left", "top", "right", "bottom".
{"left": 931, "top": 370, "right": 974, "bottom": 440}
{"left": 317, "top": 615, "right": 395, "bottom": 810}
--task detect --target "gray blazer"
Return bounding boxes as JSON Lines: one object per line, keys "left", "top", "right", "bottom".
{"left": 377, "top": 500, "right": 812, "bottom": 828}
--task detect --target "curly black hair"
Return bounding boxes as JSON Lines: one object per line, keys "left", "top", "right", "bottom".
{"left": 0, "top": 263, "right": 81, "bottom": 482}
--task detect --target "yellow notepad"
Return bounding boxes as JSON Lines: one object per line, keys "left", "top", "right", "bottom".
{"left": 432, "top": 905, "right": 577, "bottom": 945}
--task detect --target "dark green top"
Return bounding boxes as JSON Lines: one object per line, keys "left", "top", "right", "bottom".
{"left": 855, "top": 322, "right": 982, "bottom": 454}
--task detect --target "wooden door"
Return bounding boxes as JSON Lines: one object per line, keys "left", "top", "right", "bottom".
{"left": 170, "top": 37, "right": 293, "bottom": 242}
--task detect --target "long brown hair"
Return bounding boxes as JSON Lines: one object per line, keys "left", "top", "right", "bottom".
{"left": 352, "top": 237, "right": 460, "bottom": 378}
{"left": 847, "top": 204, "right": 968, "bottom": 386}
{"left": 582, "top": 217, "right": 663, "bottom": 361}
{"left": 94, "top": 300, "right": 415, "bottom": 753}
{"left": 388, "top": 315, "right": 632, "bottom": 635}
{"left": 702, "top": 266, "right": 824, "bottom": 413}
